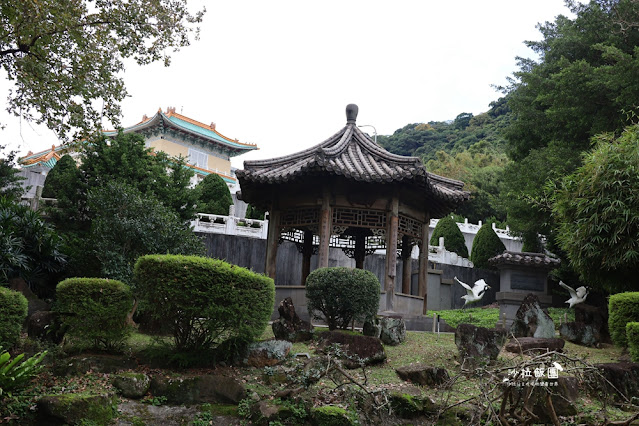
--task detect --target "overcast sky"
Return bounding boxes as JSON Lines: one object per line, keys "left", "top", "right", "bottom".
{"left": 1, "top": 0, "right": 573, "bottom": 169}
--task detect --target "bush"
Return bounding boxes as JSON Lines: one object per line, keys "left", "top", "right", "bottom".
{"left": 195, "top": 173, "right": 233, "bottom": 215}
{"left": 55, "top": 278, "right": 133, "bottom": 351}
{"left": 627, "top": 322, "right": 639, "bottom": 362}
{"left": 429, "top": 216, "right": 469, "bottom": 258}
{"left": 134, "top": 255, "right": 275, "bottom": 353}
{"left": 609, "top": 292, "right": 639, "bottom": 347}
{"left": 0, "top": 287, "right": 28, "bottom": 349}
{"left": 470, "top": 223, "right": 506, "bottom": 269}
{"left": 306, "top": 267, "right": 380, "bottom": 331}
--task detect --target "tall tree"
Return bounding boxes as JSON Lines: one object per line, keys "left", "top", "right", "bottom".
{"left": 195, "top": 173, "right": 233, "bottom": 216}
{"left": 0, "top": 0, "right": 204, "bottom": 140}
{"left": 0, "top": 144, "right": 25, "bottom": 201}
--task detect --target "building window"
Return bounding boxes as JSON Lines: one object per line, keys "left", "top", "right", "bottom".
{"left": 188, "top": 148, "right": 208, "bottom": 169}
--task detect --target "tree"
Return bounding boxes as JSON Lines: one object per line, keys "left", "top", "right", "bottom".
{"left": 470, "top": 224, "right": 506, "bottom": 270}
{"left": 195, "top": 173, "right": 233, "bottom": 215}
{"left": 0, "top": 145, "right": 25, "bottom": 202}
{"left": 0, "top": 0, "right": 204, "bottom": 140}
{"left": 429, "top": 216, "right": 469, "bottom": 258}
{"left": 553, "top": 126, "right": 639, "bottom": 292}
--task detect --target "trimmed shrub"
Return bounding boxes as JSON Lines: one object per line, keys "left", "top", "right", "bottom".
{"left": 627, "top": 322, "right": 639, "bottom": 362}
{"left": 609, "top": 292, "right": 639, "bottom": 347}
{"left": 470, "top": 223, "right": 506, "bottom": 269}
{"left": 0, "top": 287, "right": 28, "bottom": 349}
{"left": 195, "top": 173, "right": 233, "bottom": 215}
{"left": 306, "top": 267, "right": 380, "bottom": 331}
{"left": 134, "top": 255, "right": 275, "bottom": 353}
{"left": 55, "top": 278, "right": 133, "bottom": 350}
{"left": 429, "top": 216, "right": 469, "bottom": 258}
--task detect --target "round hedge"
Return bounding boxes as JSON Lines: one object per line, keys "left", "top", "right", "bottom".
{"left": 134, "top": 254, "right": 275, "bottom": 352}
{"left": 429, "top": 216, "right": 469, "bottom": 258}
{"left": 55, "top": 278, "right": 133, "bottom": 350}
{"left": 306, "top": 267, "right": 380, "bottom": 330}
{"left": 627, "top": 322, "right": 639, "bottom": 362}
{"left": 0, "top": 287, "right": 28, "bottom": 349}
{"left": 470, "top": 223, "right": 506, "bottom": 269}
{"left": 609, "top": 292, "right": 639, "bottom": 347}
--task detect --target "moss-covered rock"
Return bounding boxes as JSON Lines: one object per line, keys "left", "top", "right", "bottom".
{"left": 112, "top": 372, "right": 150, "bottom": 399}
{"left": 310, "top": 405, "right": 354, "bottom": 426}
{"left": 52, "top": 354, "right": 138, "bottom": 376}
{"left": 149, "top": 374, "right": 246, "bottom": 405}
{"left": 37, "top": 392, "right": 117, "bottom": 425}
{"left": 389, "top": 391, "right": 437, "bottom": 419}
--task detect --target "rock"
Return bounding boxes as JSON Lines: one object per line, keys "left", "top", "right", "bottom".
{"left": 27, "top": 310, "right": 64, "bottom": 344}
{"left": 112, "top": 372, "right": 150, "bottom": 399}
{"left": 595, "top": 362, "right": 639, "bottom": 401}
{"left": 395, "top": 364, "right": 450, "bottom": 387}
{"left": 454, "top": 323, "right": 507, "bottom": 366}
{"left": 389, "top": 388, "right": 437, "bottom": 418}
{"left": 249, "top": 399, "right": 309, "bottom": 425}
{"left": 559, "top": 322, "right": 600, "bottom": 347}
{"left": 574, "top": 303, "right": 611, "bottom": 344}
{"left": 245, "top": 340, "right": 292, "bottom": 368}
{"left": 53, "top": 355, "right": 138, "bottom": 376}
{"left": 510, "top": 294, "right": 555, "bottom": 339}
{"left": 505, "top": 376, "right": 578, "bottom": 421}
{"left": 362, "top": 317, "right": 382, "bottom": 338}
{"left": 318, "top": 331, "right": 386, "bottom": 368}
{"left": 117, "top": 400, "right": 204, "bottom": 426}
{"left": 504, "top": 337, "right": 565, "bottom": 354}
{"left": 271, "top": 298, "right": 314, "bottom": 342}
{"left": 37, "top": 392, "right": 117, "bottom": 425}
{"left": 310, "top": 405, "right": 353, "bottom": 426}
{"left": 149, "top": 375, "right": 246, "bottom": 405}
{"left": 379, "top": 316, "right": 406, "bottom": 346}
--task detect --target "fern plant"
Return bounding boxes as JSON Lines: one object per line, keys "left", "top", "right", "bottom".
{"left": 0, "top": 349, "right": 47, "bottom": 395}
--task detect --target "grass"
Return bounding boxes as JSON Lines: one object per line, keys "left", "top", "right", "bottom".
{"left": 432, "top": 307, "right": 499, "bottom": 328}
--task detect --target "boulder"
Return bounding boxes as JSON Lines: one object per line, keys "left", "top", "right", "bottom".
{"left": 559, "top": 322, "right": 600, "bottom": 347}
{"left": 504, "top": 337, "right": 565, "bottom": 354}
{"left": 455, "top": 323, "right": 507, "bottom": 365}
{"left": 395, "top": 364, "right": 450, "bottom": 387}
{"left": 573, "top": 303, "right": 611, "bottom": 344}
{"left": 271, "top": 298, "right": 314, "bottom": 342}
{"left": 37, "top": 392, "right": 117, "bottom": 425}
{"left": 27, "top": 310, "right": 64, "bottom": 344}
{"left": 506, "top": 376, "right": 578, "bottom": 421}
{"left": 112, "top": 372, "right": 150, "bottom": 399}
{"left": 245, "top": 340, "right": 292, "bottom": 368}
{"left": 52, "top": 355, "right": 138, "bottom": 376}
{"left": 389, "top": 387, "right": 437, "bottom": 419}
{"left": 364, "top": 316, "right": 406, "bottom": 345}
{"left": 510, "top": 294, "right": 555, "bottom": 339}
{"left": 149, "top": 374, "right": 246, "bottom": 405}
{"left": 363, "top": 317, "right": 382, "bottom": 338}
{"left": 594, "top": 362, "right": 639, "bottom": 401}
{"left": 318, "top": 331, "right": 386, "bottom": 368}
{"left": 310, "top": 405, "right": 353, "bottom": 426}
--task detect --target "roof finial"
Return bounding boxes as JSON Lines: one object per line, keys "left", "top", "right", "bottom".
{"left": 346, "top": 104, "right": 358, "bottom": 124}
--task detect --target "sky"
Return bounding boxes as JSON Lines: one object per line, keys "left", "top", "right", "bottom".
{"left": 1, "top": 0, "right": 573, "bottom": 170}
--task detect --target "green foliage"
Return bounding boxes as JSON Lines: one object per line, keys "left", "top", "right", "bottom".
{"left": 554, "top": 126, "right": 639, "bottom": 291}
{"left": 470, "top": 224, "right": 506, "bottom": 269}
{"left": 609, "top": 292, "right": 639, "bottom": 347}
{"left": 0, "top": 288, "right": 28, "bottom": 349}
{"left": 134, "top": 254, "right": 275, "bottom": 353}
{"left": 310, "top": 405, "right": 354, "bottom": 426}
{"left": 0, "top": 145, "right": 26, "bottom": 202}
{"left": 0, "top": 197, "right": 66, "bottom": 288}
{"left": 0, "top": 349, "right": 47, "bottom": 395}
{"left": 626, "top": 322, "right": 639, "bottom": 363}
{"left": 429, "top": 216, "right": 469, "bottom": 258}
{"left": 41, "top": 154, "right": 78, "bottom": 199}
{"left": 245, "top": 204, "right": 267, "bottom": 220}
{"left": 195, "top": 173, "right": 233, "bottom": 215}
{"left": 305, "top": 267, "right": 380, "bottom": 331}
{"left": 1, "top": 0, "right": 204, "bottom": 140}
{"left": 55, "top": 278, "right": 134, "bottom": 351}
{"left": 88, "top": 180, "right": 204, "bottom": 284}
{"left": 433, "top": 307, "right": 499, "bottom": 329}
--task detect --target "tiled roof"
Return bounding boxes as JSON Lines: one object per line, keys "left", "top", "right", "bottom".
{"left": 19, "top": 145, "right": 68, "bottom": 168}
{"left": 237, "top": 105, "right": 469, "bottom": 207}
{"left": 489, "top": 251, "right": 561, "bottom": 269}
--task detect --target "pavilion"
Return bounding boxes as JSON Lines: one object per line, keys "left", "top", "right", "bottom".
{"left": 236, "top": 105, "right": 469, "bottom": 312}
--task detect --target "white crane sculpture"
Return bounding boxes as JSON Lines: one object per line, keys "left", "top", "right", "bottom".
{"left": 454, "top": 276, "right": 491, "bottom": 307}
{"left": 559, "top": 281, "right": 589, "bottom": 308}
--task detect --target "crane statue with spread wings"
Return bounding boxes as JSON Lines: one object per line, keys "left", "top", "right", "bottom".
{"left": 559, "top": 281, "right": 589, "bottom": 308}
{"left": 454, "top": 276, "right": 491, "bottom": 307}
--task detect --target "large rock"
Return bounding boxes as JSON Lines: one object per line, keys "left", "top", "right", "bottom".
{"left": 389, "top": 387, "right": 437, "bottom": 419}
{"left": 505, "top": 376, "right": 578, "bottom": 421}
{"left": 510, "top": 294, "right": 555, "bottom": 339}
{"left": 27, "top": 310, "right": 64, "bottom": 344}
{"left": 112, "top": 372, "right": 150, "bottom": 399}
{"left": 364, "top": 316, "right": 406, "bottom": 346}
{"left": 37, "top": 392, "right": 117, "bottom": 425}
{"left": 149, "top": 374, "right": 246, "bottom": 405}
{"left": 559, "top": 322, "right": 600, "bottom": 347}
{"left": 53, "top": 355, "right": 138, "bottom": 376}
{"left": 595, "top": 362, "right": 639, "bottom": 401}
{"left": 504, "top": 337, "right": 565, "bottom": 355}
{"left": 245, "top": 340, "right": 292, "bottom": 368}
{"left": 395, "top": 364, "right": 450, "bottom": 387}
{"left": 455, "top": 323, "right": 507, "bottom": 366}
{"left": 271, "top": 298, "right": 314, "bottom": 342}
{"left": 318, "top": 331, "right": 386, "bottom": 368}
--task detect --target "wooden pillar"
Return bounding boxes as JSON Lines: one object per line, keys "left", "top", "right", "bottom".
{"left": 418, "top": 213, "right": 430, "bottom": 314}
{"left": 318, "top": 188, "right": 332, "bottom": 268}
{"left": 354, "top": 231, "right": 366, "bottom": 269}
{"left": 301, "top": 230, "right": 314, "bottom": 285}
{"left": 401, "top": 235, "right": 412, "bottom": 294}
{"left": 385, "top": 194, "right": 399, "bottom": 311}
{"left": 265, "top": 208, "right": 281, "bottom": 280}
